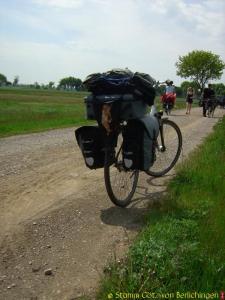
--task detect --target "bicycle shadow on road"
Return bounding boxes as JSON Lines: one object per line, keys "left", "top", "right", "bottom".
{"left": 100, "top": 176, "right": 171, "bottom": 230}
{"left": 145, "top": 174, "right": 173, "bottom": 187}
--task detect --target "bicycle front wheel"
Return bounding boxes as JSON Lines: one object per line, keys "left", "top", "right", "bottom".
{"left": 104, "top": 133, "right": 139, "bottom": 207}
{"left": 146, "top": 119, "right": 182, "bottom": 177}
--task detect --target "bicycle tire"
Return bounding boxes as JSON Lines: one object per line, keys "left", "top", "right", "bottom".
{"left": 104, "top": 133, "right": 139, "bottom": 207}
{"left": 146, "top": 119, "right": 182, "bottom": 177}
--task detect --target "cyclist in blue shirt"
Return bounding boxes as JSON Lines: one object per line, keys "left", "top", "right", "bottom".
{"left": 165, "top": 80, "right": 175, "bottom": 94}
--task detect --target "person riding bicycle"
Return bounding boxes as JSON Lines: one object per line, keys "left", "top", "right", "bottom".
{"left": 202, "top": 84, "right": 215, "bottom": 117}
{"left": 161, "top": 80, "right": 176, "bottom": 110}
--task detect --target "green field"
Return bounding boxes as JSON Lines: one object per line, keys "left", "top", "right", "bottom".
{"left": 96, "top": 117, "right": 225, "bottom": 298}
{"left": 0, "top": 88, "right": 92, "bottom": 137}
{"left": 0, "top": 88, "right": 189, "bottom": 137}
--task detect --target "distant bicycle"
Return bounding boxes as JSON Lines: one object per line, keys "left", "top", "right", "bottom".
{"left": 161, "top": 93, "right": 176, "bottom": 115}
{"left": 205, "top": 96, "right": 217, "bottom": 118}
{"left": 163, "top": 101, "right": 174, "bottom": 115}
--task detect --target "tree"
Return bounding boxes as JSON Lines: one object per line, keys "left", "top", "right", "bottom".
{"left": 174, "top": 86, "right": 183, "bottom": 97}
{"left": 58, "top": 76, "right": 82, "bottom": 90}
{"left": 48, "top": 81, "right": 55, "bottom": 89}
{"left": 13, "top": 75, "right": 19, "bottom": 86}
{"left": 212, "top": 83, "right": 225, "bottom": 96}
{"left": 176, "top": 50, "right": 225, "bottom": 93}
{"left": 180, "top": 81, "right": 199, "bottom": 95}
{"left": 34, "top": 82, "right": 40, "bottom": 89}
{"left": 155, "top": 85, "right": 165, "bottom": 96}
{"left": 0, "top": 73, "right": 7, "bottom": 86}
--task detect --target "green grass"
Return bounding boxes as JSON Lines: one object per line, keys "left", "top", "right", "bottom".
{"left": 0, "top": 88, "right": 92, "bottom": 137}
{"left": 0, "top": 87, "right": 190, "bottom": 137}
{"left": 96, "top": 117, "right": 225, "bottom": 298}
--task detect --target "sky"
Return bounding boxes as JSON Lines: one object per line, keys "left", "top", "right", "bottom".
{"left": 0, "top": 0, "right": 225, "bottom": 86}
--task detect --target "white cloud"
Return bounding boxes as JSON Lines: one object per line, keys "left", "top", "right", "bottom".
{"left": 0, "top": 0, "right": 224, "bottom": 84}
{"left": 177, "top": 0, "right": 225, "bottom": 38}
{"left": 146, "top": 0, "right": 225, "bottom": 39}
{"left": 33, "top": 0, "right": 84, "bottom": 9}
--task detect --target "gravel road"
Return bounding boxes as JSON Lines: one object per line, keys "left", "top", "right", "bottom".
{"left": 0, "top": 107, "right": 224, "bottom": 300}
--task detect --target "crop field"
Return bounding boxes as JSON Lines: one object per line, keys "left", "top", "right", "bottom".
{"left": 0, "top": 88, "right": 93, "bottom": 137}
{"left": 0, "top": 88, "right": 189, "bottom": 137}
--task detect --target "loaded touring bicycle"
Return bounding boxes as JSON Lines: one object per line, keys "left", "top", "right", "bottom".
{"left": 75, "top": 69, "right": 182, "bottom": 207}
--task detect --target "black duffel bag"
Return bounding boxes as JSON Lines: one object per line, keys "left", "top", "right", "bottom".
{"left": 132, "top": 72, "right": 156, "bottom": 106}
{"left": 83, "top": 69, "right": 156, "bottom": 107}
{"left": 122, "top": 115, "right": 159, "bottom": 171}
{"left": 83, "top": 69, "right": 134, "bottom": 95}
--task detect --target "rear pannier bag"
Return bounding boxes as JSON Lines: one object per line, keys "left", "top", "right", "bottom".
{"left": 84, "top": 94, "right": 148, "bottom": 123}
{"left": 122, "top": 116, "right": 159, "bottom": 171}
{"left": 75, "top": 126, "right": 105, "bottom": 169}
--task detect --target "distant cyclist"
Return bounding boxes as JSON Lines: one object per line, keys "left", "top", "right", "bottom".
{"left": 202, "top": 84, "right": 215, "bottom": 117}
{"left": 161, "top": 80, "right": 176, "bottom": 114}
{"left": 165, "top": 79, "right": 175, "bottom": 94}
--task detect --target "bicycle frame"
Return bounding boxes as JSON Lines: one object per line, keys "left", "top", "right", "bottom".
{"left": 150, "top": 107, "right": 167, "bottom": 152}
{"left": 158, "top": 119, "right": 166, "bottom": 152}
{"left": 103, "top": 123, "right": 125, "bottom": 168}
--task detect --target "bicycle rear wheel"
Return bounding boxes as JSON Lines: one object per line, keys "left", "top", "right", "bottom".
{"left": 146, "top": 119, "right": 182, "bottom": 177}
{"left": 104, "top": 133, "right": 139, "bottom": 207}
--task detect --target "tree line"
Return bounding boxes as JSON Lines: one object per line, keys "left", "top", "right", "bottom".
{"left": 1, "top": 50, "right": 225, "bottom": 95}
{"left": 0, "top": 75, "right": 84, "bottom": 91}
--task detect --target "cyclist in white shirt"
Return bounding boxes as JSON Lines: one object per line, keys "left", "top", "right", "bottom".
{"left": 165, "top": 80, "right": 175, "bottom": 94}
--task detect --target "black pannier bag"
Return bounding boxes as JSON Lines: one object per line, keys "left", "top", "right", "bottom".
{"left": 75, "top": 126, "right": 105, "bottom": 169}
{"left": 122, "top": 116, "right": 159, "bottom": 171}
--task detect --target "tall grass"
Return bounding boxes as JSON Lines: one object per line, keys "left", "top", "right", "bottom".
{"left": 0, "top": 88, "right": 92, "bottom": 137}
{"left": 96, "top": 117, "right": 225, "bottom": 298}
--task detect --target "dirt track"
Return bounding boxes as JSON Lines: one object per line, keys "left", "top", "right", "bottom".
{"left": 0, "top": 107, "right": 224, "bottom": 300}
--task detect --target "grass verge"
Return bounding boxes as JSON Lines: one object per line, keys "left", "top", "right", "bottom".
{"left": 96, "top": 117, "right": 225, "bottom": 298}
